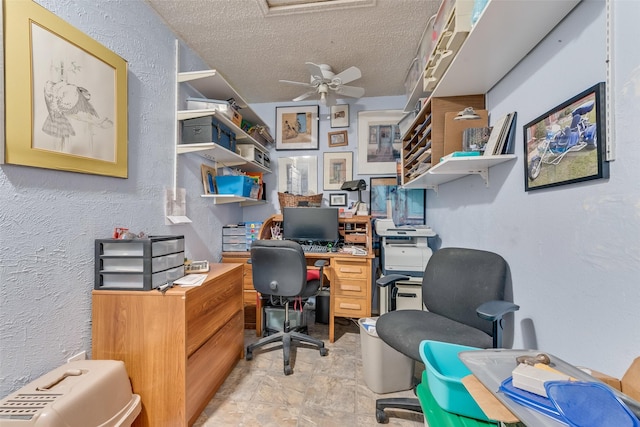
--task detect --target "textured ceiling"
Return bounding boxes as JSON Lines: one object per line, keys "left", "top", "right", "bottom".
{"left": 145, "top": 0, "right": 441, "bottom": 104}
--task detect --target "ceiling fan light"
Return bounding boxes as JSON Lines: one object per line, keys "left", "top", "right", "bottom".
{"left": 320, "top": 91, "right": 327, "bottom": 106}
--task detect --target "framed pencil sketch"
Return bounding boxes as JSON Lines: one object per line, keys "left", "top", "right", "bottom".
{"left": 523, "top": 82, "right": 608, "bottom": 191}
{"left": 200, "top": 164, "right": 217, "bottom": 194}
{"left": 328, "top": 130, "right": 348, "bottom": 148}
{"left": 329, "top": 193, "right": 347, "bottom": 207}
{"left": 275, "top": 105, "right": 319, "bottom": 150}
{"left": 357, "top": 110, "right": 404, "bottom": 174}
{"left": 3, "top": 0, "right": 128, "bottom": 177}
{"left": 330, "top": 104, "right": 349, "bottom": 128}
{"left": 323, "top": 151, "right": 353, "bottom": 190}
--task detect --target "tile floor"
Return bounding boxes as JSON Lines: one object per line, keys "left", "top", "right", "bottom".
{"left": 193, "top": 315, "right": 425, "bottom": 426}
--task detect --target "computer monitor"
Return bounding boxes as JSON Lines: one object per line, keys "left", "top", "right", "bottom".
{"left": 282, "top": 207, "right": 339, "bottom": 243}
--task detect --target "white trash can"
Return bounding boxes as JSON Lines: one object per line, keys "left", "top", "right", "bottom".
{"left": 359, "top": 317, "right": 415, "bottom": 394}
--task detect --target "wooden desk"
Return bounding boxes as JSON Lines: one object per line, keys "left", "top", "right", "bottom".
{"left": 223, "top": 214, "right": 374, "bottom": 342}
{"left": 223, "top": 250, "right": 373, "bottom": 343}
{"left": 92, "top": 263, "right": 244, "bottom": 427}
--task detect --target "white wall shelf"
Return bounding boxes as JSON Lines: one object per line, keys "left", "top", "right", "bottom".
{"left": 177, "top": 143, "right": 270, "bottom": 173}
{"left": 201, "top": 194, "right": 266, "bottom": 207}
{"left": 403, "top": 154, "right": 517, "bottom": 193}
{"left": 174, "top": 44, "right": 271, "bottom": 210}
{"left": 403, "top": 0, "right": 581, "bottom": 112}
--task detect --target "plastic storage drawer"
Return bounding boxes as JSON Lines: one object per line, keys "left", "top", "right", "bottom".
{"left": 95, "top": 235, "right": 185, "bottom": 291}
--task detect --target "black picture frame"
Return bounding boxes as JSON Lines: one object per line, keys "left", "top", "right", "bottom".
{"left": 329, "top": 193, "right": 347, "bottom": 207}
{"left": 369, "top": 176, "right": 426, "bottom": 226}
{"left": 523, "top": 82, "right": 608, "bottom": 191}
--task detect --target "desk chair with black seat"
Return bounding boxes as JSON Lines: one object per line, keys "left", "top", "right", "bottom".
{"left": 245, "top": 239, "right": 328, "bottom": 375}
{"left": 374, "top": 247, "right": 519, "bottom": 424}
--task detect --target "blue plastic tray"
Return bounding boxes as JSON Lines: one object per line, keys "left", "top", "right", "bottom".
{"left": 545, "top": 381, "right": 640, "bottom": 427}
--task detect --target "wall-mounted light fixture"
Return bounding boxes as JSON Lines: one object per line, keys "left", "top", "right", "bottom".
{"left": 454, "top": 107, "right": 482, "bottom": 121}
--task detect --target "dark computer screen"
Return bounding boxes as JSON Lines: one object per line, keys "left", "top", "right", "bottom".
{"left": 282, "top": 207, "right": 339, "bottom": 242}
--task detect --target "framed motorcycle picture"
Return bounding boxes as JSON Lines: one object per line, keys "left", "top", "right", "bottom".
{"left": 523, "top": 82, "right": 608, "bottom": 191}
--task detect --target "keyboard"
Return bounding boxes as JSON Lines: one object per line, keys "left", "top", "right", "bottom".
{"left": 301, "top": 244, "right": 328, "bottom": 253}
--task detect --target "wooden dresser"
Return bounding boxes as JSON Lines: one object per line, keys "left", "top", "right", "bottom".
{"left": 92, "top": 263, "right": 244, "bottom": 427}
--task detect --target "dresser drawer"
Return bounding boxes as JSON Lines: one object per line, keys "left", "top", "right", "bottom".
{"left": 185, "top": 267, "right": 242, "bottom": 357}
{"left": 222, "top": 256, "right": 253, "bottom": 290}
{"left": 186, "top": 312, "right": 243, "bottom": 424}
{"left": 334, "top": 296, "right": 368, "bottom": 318}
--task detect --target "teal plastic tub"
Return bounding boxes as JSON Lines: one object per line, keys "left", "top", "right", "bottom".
{"left": 215, "top": 175, "right": 254, "bottom": 197}
{"left": 419, "top": 340, "right": 489, "bottom": 421}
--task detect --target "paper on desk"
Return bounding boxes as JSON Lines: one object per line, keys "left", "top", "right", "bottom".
{"left": 174, "top": 274, "right": 207, "bottom": 287}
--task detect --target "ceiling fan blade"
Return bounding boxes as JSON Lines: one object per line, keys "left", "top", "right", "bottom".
{"left": 279, "top": 79, "right": 313, "bottom": 87}
{"left": 333, "top": 66, "right": 361, "bottom": 85}
{"left": 305, "top": 62, "right": 325, "bottom": 81}
{"left": 292, "top": 91, "right": 316, "bottom": 102}
{"left": 334, "top": 85, "right": 365, "bottom": 98}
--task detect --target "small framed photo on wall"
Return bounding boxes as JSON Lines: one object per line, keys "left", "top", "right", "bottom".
{"left": 328, "top": 130, "right": 348, "bottom": 148}
{"left": 329, "top": 193, "right": 347, "bottom": 207}
{"left": 330, "top": 104, "right": 349, "bottom": 128}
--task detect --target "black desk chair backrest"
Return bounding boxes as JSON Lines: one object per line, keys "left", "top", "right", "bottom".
{"left": 251, "top": 239, "right": 309, "bottom": 298}
{"left": 423, "top": 247, "right": 507, "bottom": 339}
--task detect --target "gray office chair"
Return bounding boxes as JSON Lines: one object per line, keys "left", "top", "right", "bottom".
{"left": 374, "top": 247, "right": 519, "bottom": 423}
{"left": 245, "top": 239, "right": 328, "bottom": 375}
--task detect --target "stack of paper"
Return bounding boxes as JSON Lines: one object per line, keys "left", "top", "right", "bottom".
{"left": 173, "top": 274, "right": 207, "bottom": 287}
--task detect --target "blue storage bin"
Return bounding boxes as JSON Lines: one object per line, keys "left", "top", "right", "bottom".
{"left": 419, "top": 340, "right": 489, "bottom": 421}
{"left": 216, "top": 175, "right": 254, "bottom": 197}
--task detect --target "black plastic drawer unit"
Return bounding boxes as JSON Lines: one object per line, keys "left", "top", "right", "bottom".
{"left": 95, "top": 235, "right": 185, "bottom": 290}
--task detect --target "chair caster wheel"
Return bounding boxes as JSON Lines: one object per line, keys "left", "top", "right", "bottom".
{"left": 375, "top": 409, "right": 388, "bottom": 424}
{"left": 284, "top": 365, "right": 293, "bottom": 375}
{"left": 246, "top": 352, "right": 253, "bottom": 361}
{"left": 319, "top": 348, "right": 328, "bottom": 356}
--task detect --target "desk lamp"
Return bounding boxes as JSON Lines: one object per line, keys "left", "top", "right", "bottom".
{"left": 340, "top": 179, "right": 367, "bottom": 215}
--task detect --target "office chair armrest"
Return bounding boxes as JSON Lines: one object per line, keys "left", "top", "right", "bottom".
{"left": 376, "top": 274, "right": 411, "bottom": 288}
{"left": 476, "top": 300, "right": 520, "bottom": 321}
{"left": 247, "top": 259, "right": 252, "bottom": 264}
{"left": 314, "top": 260, "right": 328, "bottom": 268}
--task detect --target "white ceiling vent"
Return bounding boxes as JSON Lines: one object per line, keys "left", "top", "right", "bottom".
{"left": 258, "top": 0, "right": 375, "bottom": 16}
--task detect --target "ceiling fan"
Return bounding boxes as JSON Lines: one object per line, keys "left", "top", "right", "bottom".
{"left": 279, "top": 62, "right": 365, "bottom": 106}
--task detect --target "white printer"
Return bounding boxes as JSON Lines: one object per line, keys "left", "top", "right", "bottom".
{"left": 375, "top": 218, "right": 437, "bottom": 314}
{"left": 376, "top": 218, "right": 436, "bottom": 276}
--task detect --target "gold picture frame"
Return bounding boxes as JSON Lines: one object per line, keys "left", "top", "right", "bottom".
{"left": 328, "top": 130, "right": 348, "bottom": 148}
{"left": 3, "top": 0, "right": 128, "bottom": 177}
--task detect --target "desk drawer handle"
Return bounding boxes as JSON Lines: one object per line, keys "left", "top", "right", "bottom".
{"left": 341, "top": 285, "right": 362, "bottom": 292}
{"left": 338, "top": 267, "right": 363, "bottom": 274}
{"left": 339, "top": 302, "right": 361, "bottom": 310}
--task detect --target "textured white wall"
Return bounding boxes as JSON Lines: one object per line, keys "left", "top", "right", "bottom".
{"left": 427, "top": 0, "right": 640, "bottom": 378}
{"left": 0, "top": 0, "right": 240, "bottom": 397}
